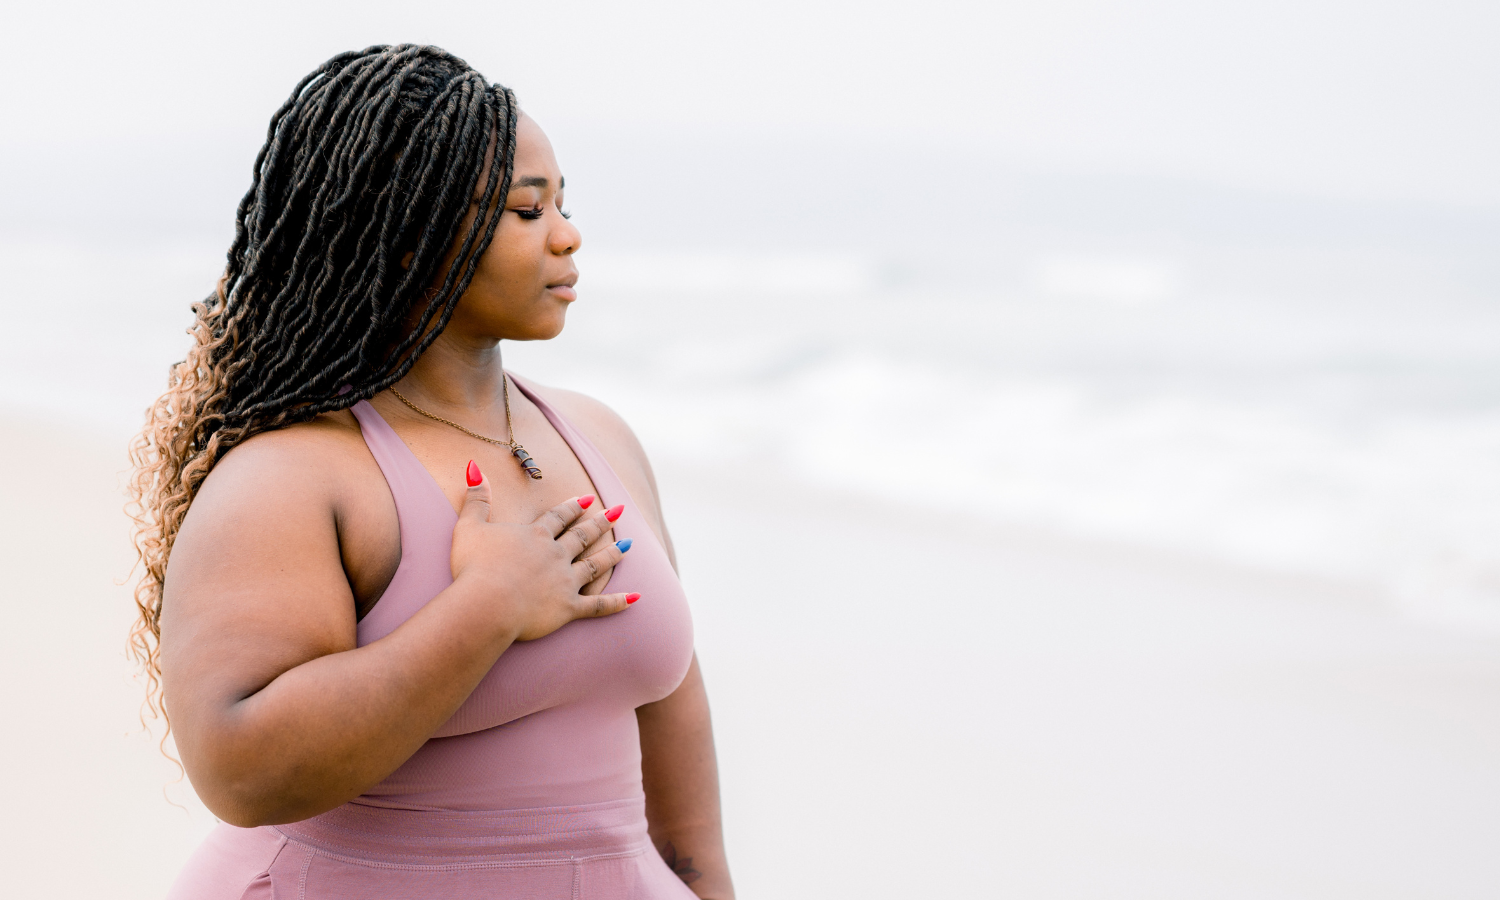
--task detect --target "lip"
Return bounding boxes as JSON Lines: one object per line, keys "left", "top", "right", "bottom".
{"left": 547, "top": 274, "right": 578, "bottom": 302}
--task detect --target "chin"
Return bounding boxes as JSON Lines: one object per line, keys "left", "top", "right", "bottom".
{"left": 512, "top": 312, "right": 568, "bottom": 342}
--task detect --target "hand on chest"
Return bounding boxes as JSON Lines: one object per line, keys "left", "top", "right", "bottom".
{"left": 410, "top": 426, "right": 614, "bottom": 591}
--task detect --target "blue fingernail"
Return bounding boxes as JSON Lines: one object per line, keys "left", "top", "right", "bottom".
{"left": 616, "top": 539, "right": 633, "bottom": 553}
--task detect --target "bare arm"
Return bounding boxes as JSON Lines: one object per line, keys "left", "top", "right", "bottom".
{"left": 161, "top": 431, "right": 631, "bottom": 827}
{"left": 639, "top": 655, "right": 734, "bottom": 899}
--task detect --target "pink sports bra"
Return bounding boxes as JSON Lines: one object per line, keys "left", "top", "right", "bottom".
{"left": 336, "top": 374, "right": 695, "bottom": 811}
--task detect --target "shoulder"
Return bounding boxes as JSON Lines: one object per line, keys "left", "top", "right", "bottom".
{"left": 518, "top": 376, "right": 671, "bottom": 530}
{"left": 185, "top": 410, "right": 377, "bottom": 527}
{"left": 527, "top": 382, "right": 650, "bottom": 463}
{"left": 202, "top": 410, "right": 366, "bottom": 493}
{"left": 170, "top": 408, "right": 399, "bottom": 617}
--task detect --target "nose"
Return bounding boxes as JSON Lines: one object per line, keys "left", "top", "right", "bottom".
{"left": 551, "top": 216, "right": 581, "bottom": 256}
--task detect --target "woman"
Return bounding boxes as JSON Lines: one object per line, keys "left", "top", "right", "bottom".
{"left": 128, "top": 45, "right": 733, "bottom": 898}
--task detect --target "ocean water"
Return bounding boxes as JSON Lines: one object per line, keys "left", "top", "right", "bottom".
{"left": 6, "top": 216, "right": 1497, "bottom": 631}
{"left": 518, "top": 244, "right": 1500, "bottom": 631}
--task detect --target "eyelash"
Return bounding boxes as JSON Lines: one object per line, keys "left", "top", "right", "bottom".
{"left": 515, "top": 206, "right": 572, "bottom": 220}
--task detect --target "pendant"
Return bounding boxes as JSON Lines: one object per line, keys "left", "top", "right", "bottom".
{"left": 512, "top": 444, "right": 543, "bottom": 480}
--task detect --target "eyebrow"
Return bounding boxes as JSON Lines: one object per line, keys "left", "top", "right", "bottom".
{"left": 510, "top": 176, "right": 565, "bottom": 190}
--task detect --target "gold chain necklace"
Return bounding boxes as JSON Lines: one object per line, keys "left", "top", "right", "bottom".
{"left": 389, "top": 377, "right": 543, "bottom": 480}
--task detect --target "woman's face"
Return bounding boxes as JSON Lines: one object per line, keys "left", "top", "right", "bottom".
{"left": 441, "top": 113, "right": 581, "bottom": 342}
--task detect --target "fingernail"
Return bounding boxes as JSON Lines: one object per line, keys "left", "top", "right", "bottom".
{"left": 605, "top": 504, "right": 624, "bottom": 522}
{"left": 616, "top": 539, "right": 633, "bottom": 553}
{"left": 626, "top": 593, "right": 640, "bottom": 604}
{"left": 578, "top": 494, "right": 595, "bottom": 509}
{"left": 465, "top": 460, "right": 482, "bottom": 487}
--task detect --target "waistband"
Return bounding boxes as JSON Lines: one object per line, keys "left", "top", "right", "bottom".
{"left": 276, "top": 796, "right": 650, "bottom": 865}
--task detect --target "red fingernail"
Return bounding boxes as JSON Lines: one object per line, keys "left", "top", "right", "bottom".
{"left": 465, "top": 460, "right": 482, "bottom": 487}
{"left": 626, "top": 593, "right": 640, "bottom": 604}
{"left": 578, "top": 494, "right": 595, "bottom": 509}
{"left": 605, "top": 504, "right": 624, "bottom": 522}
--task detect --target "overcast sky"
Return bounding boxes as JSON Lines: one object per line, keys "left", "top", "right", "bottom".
{"left": 7, "top": 0, "right": 1498, "bottom": 212}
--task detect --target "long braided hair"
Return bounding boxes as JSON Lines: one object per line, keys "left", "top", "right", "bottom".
{"left": 126, "top": 45, "right": 518, "bottom": 726}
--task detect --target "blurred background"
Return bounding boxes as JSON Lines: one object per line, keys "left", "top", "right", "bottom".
{"left": 3, "top": 1, "right": 1498, "bottom": 897}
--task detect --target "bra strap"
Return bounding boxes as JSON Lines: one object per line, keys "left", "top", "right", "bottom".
{"left": 348, "top": 400, "right": 458, "bottom": 644}
{"left": 507, "top": 375, "right": 633, "bottom": 525}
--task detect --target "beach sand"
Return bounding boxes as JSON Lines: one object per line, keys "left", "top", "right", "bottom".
{"left": 3, "top": 410, "right": 1498, "bottom": 898}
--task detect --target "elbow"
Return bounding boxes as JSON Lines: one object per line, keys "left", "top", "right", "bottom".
{"left": 208, "top": 801, "right": 275, "bottom": 830}
{"left": 198, "top": 776, "right": 339, "bottom": 828}
{"left": 184, "top": 743, "right": 334, "bottom": 827}
{"left": 177, "top": 712, "right": 345, "bottom": 827}
{"left": 177, "top": 738, "right": 275, "bottom": 826}
{"left": 194, "top": 770, "right": 301, "bottom": 828}
{"left": 174, "top": 698, "right": 376, "bottom": 826}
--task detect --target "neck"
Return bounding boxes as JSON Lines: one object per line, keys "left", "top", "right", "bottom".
{"left": 395, "top": 329, "right": 509, "bottom": 413}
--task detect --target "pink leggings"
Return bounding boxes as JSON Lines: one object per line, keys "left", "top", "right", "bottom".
{"left": 167, "top": 797, "right": 698, "bottom": 899}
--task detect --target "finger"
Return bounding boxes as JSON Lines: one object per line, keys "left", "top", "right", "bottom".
{"left": 561, "top": 503, "right": 624, "bottom": 555}
{"left": 559, "top": 511, "right": 614, "bottom": 559}
{"left": 573, "top": 591, "right": 641, "bottom": 620}
{"left": 571, "top": 539, "right": 631, "bottom": 586}
{"left": 456, "top": 460, "right": 492, "bottom": 526}
{"left": 536, "top": 494, "right": 596, "bottom": 538}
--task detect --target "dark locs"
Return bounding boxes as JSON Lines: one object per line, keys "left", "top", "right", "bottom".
{"left": 127, "top": 44, "right": 517, "bottom": 725}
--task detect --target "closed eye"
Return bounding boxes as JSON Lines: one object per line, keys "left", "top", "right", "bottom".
{"left": 513, "top": 206, "right": 571, "bottom": 220}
